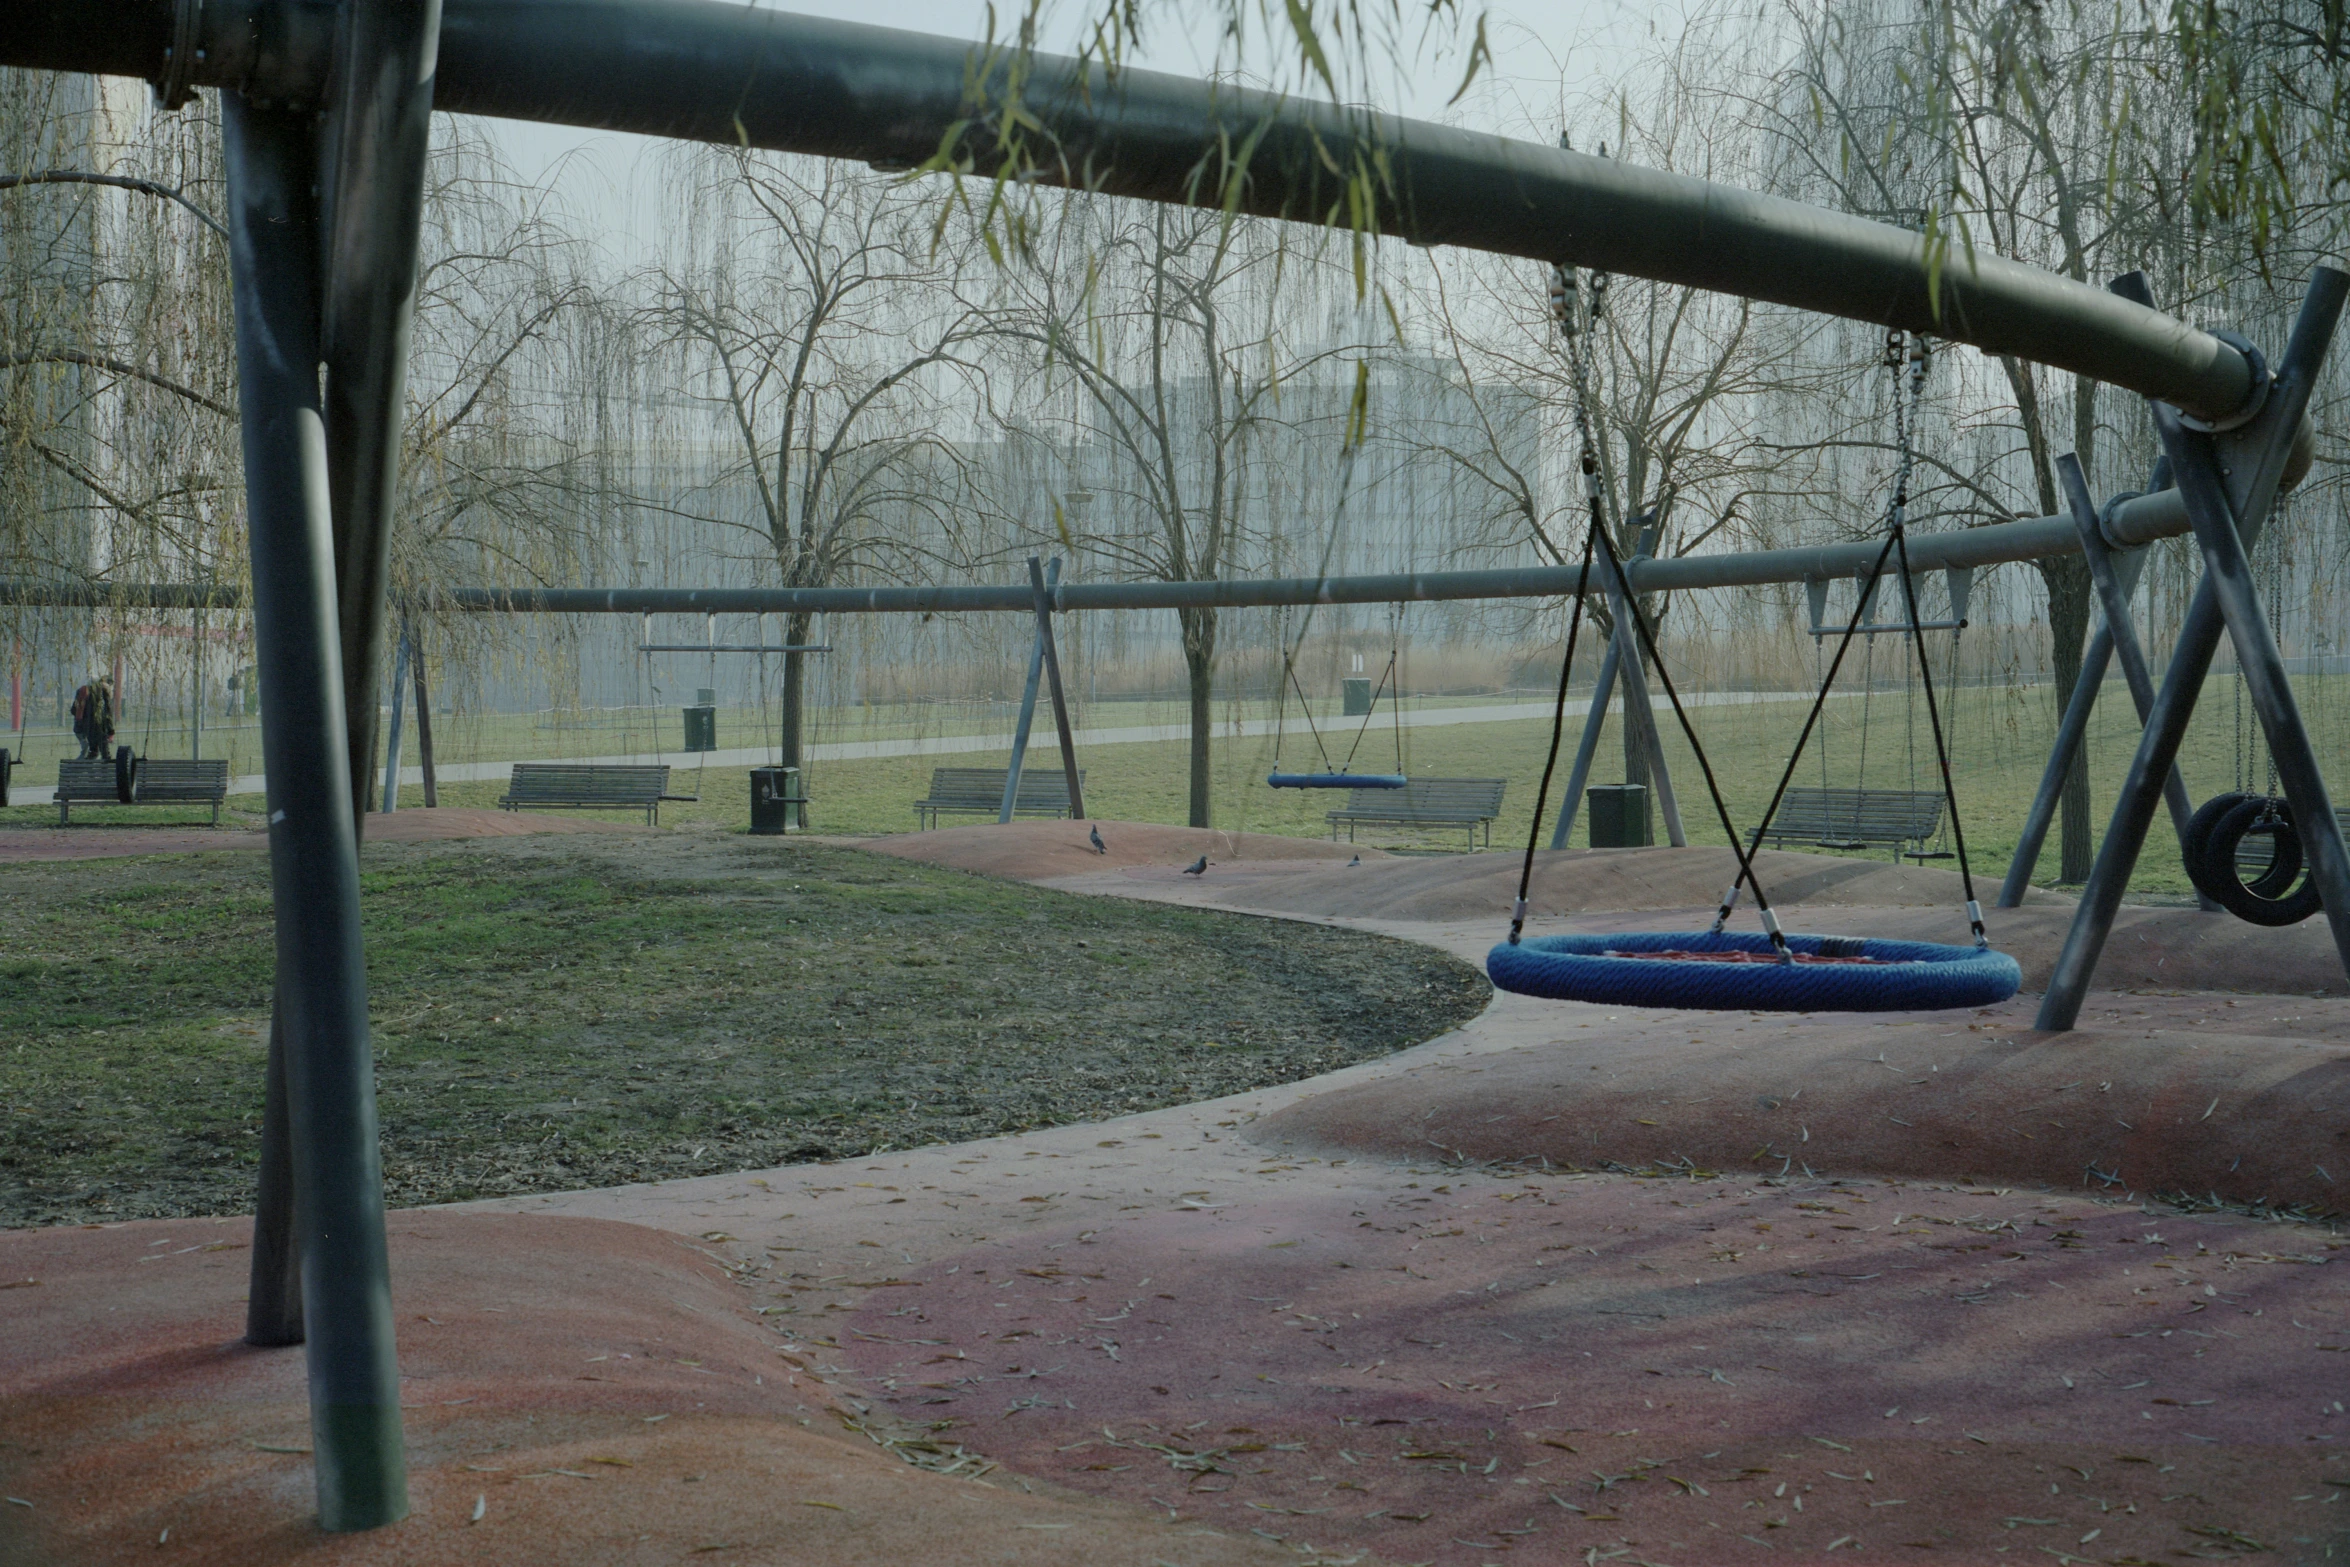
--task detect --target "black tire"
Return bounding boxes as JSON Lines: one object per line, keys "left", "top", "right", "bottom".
{"left": 2181, "top": 790, "right": 2250, "bottom": 905}
{"left": 115, "top": 744, "right": 136, "bottom": 804}
{"left": 2202, "top": 796, "right": 2323, "bottom": 926}
{"left": 2240, "top": 805, "right": 2305, "bottom": 898}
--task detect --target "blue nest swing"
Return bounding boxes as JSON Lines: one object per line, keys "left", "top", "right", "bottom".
{"left": 1268, "top": 770, "right": 1407, "bottom": 790}
{"left": 1488, "top": 376, "right": 2017, "bottom": 1016}
{"left": 1487, "top": 929, "right": 2019, "bottom": 1012}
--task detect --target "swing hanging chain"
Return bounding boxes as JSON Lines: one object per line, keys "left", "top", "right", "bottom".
{"left": 1718, "top": 335, "right": 1930, "bottom": 931}
{"left": 1527, "top": 255, "right": 1787, "bottom": 959}
{"left": 1512, "top": 495, "right": 1601, "bottom": 945}
{"left": 1513, "top": 258, "right": 1610, "bottom": 945}
{"left": 1336, "top": 646, "right": 1396, "bottom": 775}
{"left": 1588, "top": 509, "right": 1794, "bottom": 960}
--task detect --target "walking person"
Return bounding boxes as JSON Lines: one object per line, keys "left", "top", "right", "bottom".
{"left": 73, "top": 676, "right": 116, "bottom": 759}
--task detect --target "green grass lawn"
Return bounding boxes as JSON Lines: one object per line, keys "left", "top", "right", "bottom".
{"left": 14, "top": 668, "right": 2349, "bottom": 899}
{"left": 0, "top": 833, "right": 1488, "bottom": 1227}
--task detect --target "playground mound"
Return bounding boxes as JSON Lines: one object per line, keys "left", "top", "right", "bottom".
{"left": 0, "top": 1210, "right": 1296, "bottom": 1567}
{"left": 1254, "top": 990, "right": 2350, "bottom": 1213}
{"left": 869, "top": 817, "right": 1378, "bottom": 881}
{"left": 1205, "top": 843, "right": 2074, "bottom": 922}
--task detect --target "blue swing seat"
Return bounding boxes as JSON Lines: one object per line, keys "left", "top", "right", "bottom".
{"left": 1267, "top": 771, "right": 1408, "bottom": 790}
{"left": 1486, "top": 929, "right": 2019, "bottom": 1013}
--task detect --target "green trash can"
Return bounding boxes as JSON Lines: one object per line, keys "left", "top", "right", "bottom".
{"left": 749, "top": 766, "right": 807, "bottom": 835}
{"left": 1341, "top": 676, "right": 1374, "bottom": 717}
{"left": 1587, "top": 783, "right": 1651, "bottom": 848}
{"left": 682, "top": 704, "right": 717, "bottom": 753}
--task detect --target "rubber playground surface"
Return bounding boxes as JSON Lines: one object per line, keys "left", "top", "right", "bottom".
{"left": 3, "top": 819, "right": 2345, "bottom": 1564}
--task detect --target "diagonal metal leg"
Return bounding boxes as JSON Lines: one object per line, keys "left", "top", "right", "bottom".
{"left": 222, "top": 94, "right": 409, "bottom": 1531}
{"left": 2036, "top": 267, "right": 2346, "bottom": 1029}
{"left": 1000, "top": 557, "right": 1058, "bottom": 823}
{"left": 2057, "top": 456, "right": 2213, "bottom": 911}
{"left": 2157, "top": 400, "right": 2350, "bottom": 968}
{"left": 1602, "top": 552, "right": 1685, "bottom": 846}
{"left": 1549, "top": 633, "right": 1621, "bottom": 849}
{"left": 1030, "top": 557, "right": 1085, "bottom": 820}
{"left": 326, "top": 0, "right": 445, "bottom": 837}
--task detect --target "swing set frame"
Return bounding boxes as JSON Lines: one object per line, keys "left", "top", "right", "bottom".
{"left": 4, "top": 0, "right": 2342, "bottom": 1531}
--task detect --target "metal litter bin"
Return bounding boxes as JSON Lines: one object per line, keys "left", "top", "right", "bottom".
{"left": 1587, "top": 783, "right": 1651, "bottom": 848}
{"left": 682, "top": 696, "right": 717, "bottom": 753}
{"left": 1341, "top": 676, "right": 1374, "bottom": 716}
{"left": 750, "top": 766, "right": 807, "bottom": 834}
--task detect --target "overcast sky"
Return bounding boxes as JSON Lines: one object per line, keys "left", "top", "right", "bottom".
{"left": 482, "top": 0, "right": 1628, "bottom": 268}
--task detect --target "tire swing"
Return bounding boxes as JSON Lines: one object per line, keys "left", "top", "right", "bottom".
{"left": 1487, "top": 317, "right": 2018, "bottom": 1013}
{"left": 2184, "top": 792, "right": 2320, "bottom": 925}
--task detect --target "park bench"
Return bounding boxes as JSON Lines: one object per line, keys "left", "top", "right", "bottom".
{"left": 913, "top": 766, "right": 1085, "bottom": 830}
{"left": 1749, "top": 786, "right": 1945, "bottom": 860}
{"left": 56, "top": 755, "right": 230, "bottom": 825}
{"left": 1326, "top": 777, "right": 1509, "bottom": 851}
{"left": 499, "top": 762, "right": 676, "bottom": 825}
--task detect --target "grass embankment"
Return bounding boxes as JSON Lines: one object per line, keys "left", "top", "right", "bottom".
{"left": 0, "top": 833, "right": 1488, "bottom": 1227}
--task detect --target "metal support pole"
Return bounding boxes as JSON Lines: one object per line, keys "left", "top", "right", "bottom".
{"left": 222, "top": 93, "right": 408, "bottom": 1531}
{"left": 2159, "top": 415, "right": 2350, "bottom": 964}
{"left": 1600, "top": 549, "right": 1685, "bottom": 847}
{"left": 1997, "top": 468, "right": 2206, "bottom": 909}
{"left": 322, "top": 0, "right": 441, "bottom": 839}
{"left": 411, "top": 643, "right": 438, "bottom": 807}
{"left": 999, "top": 557, "right": 1059, "bottom": 824}
{"left": 1029, "top": 556, "right": 1085, "bottom": 820}
{"left": 191, "top": 605, "right": 204, "bottom": 762}
{"left": 380, "top": 626, "right": 409, "bottom": 813}
{"left": 1548, "top": 633, "right": 1621, "bottom": 850}
{"left": 2038, "top": 267, "right": 2347, "bottom": 1030}
{"left": 1997, "top": 570, "right": 2130, "bottom": 907}
{"left": 2059, "top": 455, "right": 2210, "bottom": 908}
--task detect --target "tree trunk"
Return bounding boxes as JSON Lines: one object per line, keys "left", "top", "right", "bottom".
{"left": 779, "top": 610, "right": 814, "bottom": 772}
{"left": 2037, "top": 555, "right": 2096, "bottom": 881}
{"left": 1180, "top": 604, "right": 1215, "bottom": 828}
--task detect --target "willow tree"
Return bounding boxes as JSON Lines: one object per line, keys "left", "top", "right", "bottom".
{"left": 648, "top": 149, "right": 985, "bottom": 773}
{"left": 973, "top": 198, "right": 1355, "bottom": 827}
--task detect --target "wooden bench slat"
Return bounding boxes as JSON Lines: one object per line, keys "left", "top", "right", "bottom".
{"left": 913, "top": 767, "right": 1084, "bottom": 829}
{"left": 500, "top": 763, "right": 672, "bottom": 824}
{"left": 56, "top": 757, "right": 230, "bottom": 824}
{"left": 1326, "top": 777, "right": 1508, "bottom": 850}
{"left": 1750, "top": 787, "right": 1944, "bottom": 857}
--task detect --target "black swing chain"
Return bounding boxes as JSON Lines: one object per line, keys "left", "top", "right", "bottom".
{"left": 1512, "top": 260, "right": 1604, "bottom": 945}
{"left": 1880, "top": 340, "right": 1990, "bottom": 948}
{"left": 1512, "top": 261, "right": 1795, "bottom": 961}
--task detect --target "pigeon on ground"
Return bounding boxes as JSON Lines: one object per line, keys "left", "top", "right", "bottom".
{"left": 1182, "top": 854, "right": 1208, "bottom": 876}
{"left": 1090, "top": 825, "right": 1107, "bottom": 854}
{"left": 1348, "top": 855, "right": 1360, "bottom": 867}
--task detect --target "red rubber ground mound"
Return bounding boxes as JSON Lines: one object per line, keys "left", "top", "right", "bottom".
{"left": 837, "top": 1175, "right": 2350, "bottom": 1564}
{"left": 0, "top": 1211, "right": 1304, "bottom": 1567}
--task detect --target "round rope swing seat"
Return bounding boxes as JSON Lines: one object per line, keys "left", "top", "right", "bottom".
{"left": 1486, "top": 930, "right": 2021, "bottom": 1012}
{"left": 1267, "top": 771, "right": 1407, "bottom": 790}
